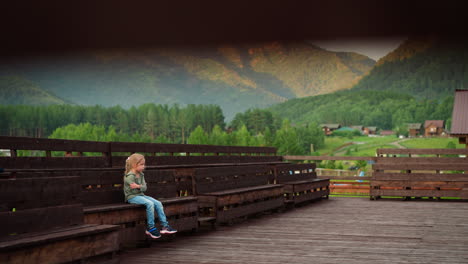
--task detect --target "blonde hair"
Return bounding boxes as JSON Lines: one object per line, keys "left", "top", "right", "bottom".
{"left": 125, "top": 153, "right": 145, "bottom": 176}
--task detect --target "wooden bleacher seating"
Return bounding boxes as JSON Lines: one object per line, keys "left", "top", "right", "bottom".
{"left": 273, "top": 163, "right": 329, "bottom": 205}
{"left": 0, "top": 174, "right": 119, "bottom": 263}
{"left": 0, "top": 136, "right": 287, "bottom": 251}
{"left": 194, "top": 165, "right": 284, "bottom": 225}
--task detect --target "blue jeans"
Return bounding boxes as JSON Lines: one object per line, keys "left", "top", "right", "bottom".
{"left": 128, "top": 195, "right": 168, "bottom": 229}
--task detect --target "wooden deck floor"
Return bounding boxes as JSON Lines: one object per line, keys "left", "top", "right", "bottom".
{"left": 119, "top": 197, "right": 468, "bottom": 264}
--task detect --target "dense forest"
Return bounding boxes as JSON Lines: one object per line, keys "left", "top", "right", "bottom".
{"left": 267, "top": 90, "right": 454, "bottom": 131}
{"left": 0, "top": 103, "right": 325, "bottom": 155}
{"left": 0, "top": 104, "right": 225, "bottom": 142}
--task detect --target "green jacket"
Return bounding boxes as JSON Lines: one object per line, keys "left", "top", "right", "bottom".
{"left": 123, "top": 171, "right": 148, "bottom": 202}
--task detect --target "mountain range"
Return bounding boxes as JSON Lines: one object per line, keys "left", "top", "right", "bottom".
{"left": 267, "top": 36, "right": 467, "bottom": 128}
{"left": 0, "top": 41, "right": 375, "bottom": 119}
{"left": 2, "top": 36, "right": 467, "bottom": 123}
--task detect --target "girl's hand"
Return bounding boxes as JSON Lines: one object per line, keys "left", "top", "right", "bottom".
{"left": 130, "top": 182, "right": 140, "bottom": 189}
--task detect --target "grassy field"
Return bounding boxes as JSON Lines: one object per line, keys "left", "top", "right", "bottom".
{"left": 399, "top": 137, "right": 463, "bottom": 149}
{"left": 317, "top": 136, "right": 464, "bottom": 157}
{"left": 318, "top": 136, "right": 401, "bottom": 156}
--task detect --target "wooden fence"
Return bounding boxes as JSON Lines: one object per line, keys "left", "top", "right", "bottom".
{"left": 284, "top": 151, "right": 468, "bottom": 199}
{"left": 371, "top": 148, "right": 468, "bottom": 200}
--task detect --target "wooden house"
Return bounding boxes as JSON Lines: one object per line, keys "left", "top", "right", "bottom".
{"left": 424, "top": 120, "right": 445, "bottom": 137}
{"left": 407, "top": 123, "right": 422, "bottom": 137}
{"left": 363, "top": 126, "right": 377, "bottom": 135}
{"left": 320, "top": 124, "right": 341, "bottom": 136}
{"left": 450, "top": 89, "right": 468, "bottom": 147}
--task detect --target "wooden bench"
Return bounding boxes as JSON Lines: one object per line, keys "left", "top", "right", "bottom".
{"left": 0, "top": 175, "right": 119, "bottom": 263}
{"left": 194, "top": 165, "right": 284, "bottom": 225}
{"left": 273, "top": 163, "right": 329, "bottom": 205}
{"left": 81, "top": 169, "right": 198, "bottom": 246}
{"left": 371, "top": 148, "right": 468, "bottom": 200}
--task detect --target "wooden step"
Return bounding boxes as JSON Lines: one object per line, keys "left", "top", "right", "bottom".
{"left": 0, "top": 224, "right": 119, "bottom": 264}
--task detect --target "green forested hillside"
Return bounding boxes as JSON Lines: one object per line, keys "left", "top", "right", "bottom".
{"left": 268, "top": 90, "right": 453, "bottom": 130}
{"left": 0, "top": 76, "right": 68, "bottom": 105}
{"left": 353, "top": 37, "right": 468, "bottom": 99}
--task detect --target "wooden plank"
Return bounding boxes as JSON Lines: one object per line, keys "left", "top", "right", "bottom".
{"left": 373, "top": 163, "right": 468, "bottom": 171}
{"left": 110, "top": 142, "right": 276, "bottom": 155}
{"left": 284, "top": 155, "right": 377, "bottom": 161}
{"left": 112, "top": 155, "right": 283, "bottom": 167}
{"left": 318, "top": 175, "right": 372, "bottom": 181}
{"left": 0, "top": 204, "right": 84, "bottom": 238}
{"left": 0, "top": 224, "right": 119, "bottom": 264}
{"left": 0, "top": 157, "right": 109, "bottom": 169}
{"left": 371, "top": 180, "right": 468, "bottom": 188}
{"left": 376, "top": 157, "right": 468, "bottom": 164}
{"left": 370, "top": 189, "right": 467, "bottom": 197}
{"left": 377, "top": 148, "right": 468, "bottom": 155}
{"left": 0, "top": 136, "right": 109, "bottom": 153}
{"left": 372, "top": 172, "right": 468, "bottom": 181}
{"left": 0, "top": 176, "right": 80, "bottom": 210}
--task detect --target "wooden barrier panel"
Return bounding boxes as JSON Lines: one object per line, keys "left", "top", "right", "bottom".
{"left": 0, "top": 136, "right": 110, "bottom": 154}
{"left": 0, "top": 157, "right": 109, "bottom": 170}
{"left": 273, "top": 163, "right": 329, "bottom": 204}
{"left": 0, "top": 224, "right": 119, "bottom": 264}
{"left": 0, "top": 176, "right": 83, "bottom": 237}
{"left": 371, "top": 149, "right": 468, "bottom": 200}
{"left": 112, "top": 155, "right": 283, "bottom": 167}
{"left": 0, "top": 172, "right": 120, "bottom": 263}
{"left": 0, "top": 176, "right": 80, "bottom": 211}
{"left": 0, "top": 136, "right": 281, "bottom": 170}
{"left": 377, "top": 148, "right": 468, "bottom": 156}
{"left": 110, "top": 141, "right": 276, "bottom": 155}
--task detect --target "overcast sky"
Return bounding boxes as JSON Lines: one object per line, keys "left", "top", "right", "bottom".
{"left": 311, "top": 37, "right": 407, "bottom": 61}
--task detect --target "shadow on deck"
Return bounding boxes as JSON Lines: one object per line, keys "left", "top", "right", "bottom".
{"left": 120, "top": 197, "right": 468, "bottom": 264}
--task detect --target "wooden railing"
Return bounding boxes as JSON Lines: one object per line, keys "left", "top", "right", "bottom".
{"left": 371, "top": 148, "right": 468, "bottom": 200}
{"left": 0, "top": 136, "right": 282, "bottom": 172}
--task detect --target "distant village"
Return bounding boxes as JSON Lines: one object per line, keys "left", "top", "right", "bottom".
{"left": 320, "top": 120, "right": 447, "bottom": 137}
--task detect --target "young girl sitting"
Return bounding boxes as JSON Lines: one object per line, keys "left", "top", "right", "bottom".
{"left": 123, "top": 153, "right": 177, "bottom": 239}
